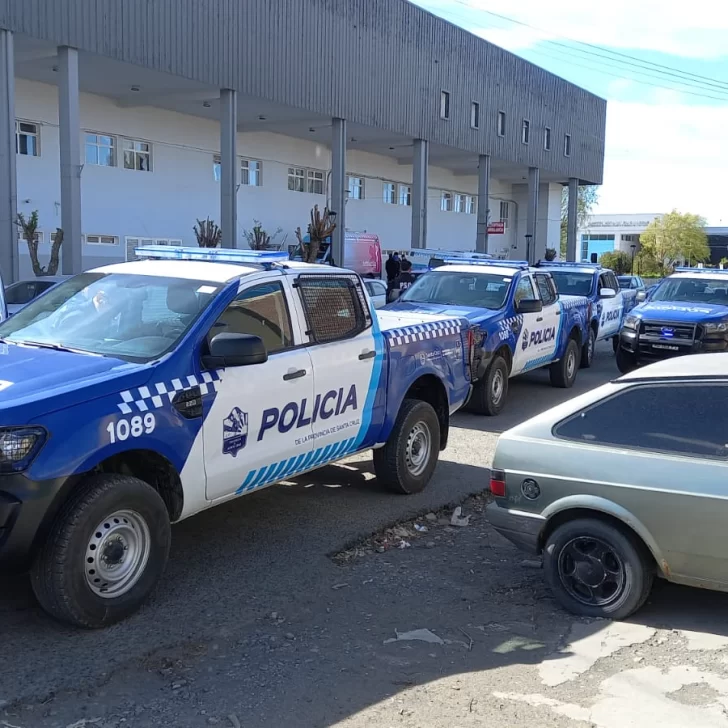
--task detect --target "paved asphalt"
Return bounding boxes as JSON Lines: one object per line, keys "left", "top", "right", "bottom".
{"left": 5, "top": 343, "right": 699, "bottom": 728}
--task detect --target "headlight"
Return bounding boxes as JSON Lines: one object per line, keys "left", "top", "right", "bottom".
{"left": 622, "top": 315, "right": 640, "bottom": 330}
{"left": 703, "top": 321, "right": 728, "bottom": 334}
{"left": 0, "top": 427, "right": 46, "bottom": 472}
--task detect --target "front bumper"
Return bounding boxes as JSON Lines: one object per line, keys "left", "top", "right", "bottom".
{"left": 619, "top": 320, "right": 728, "bottom": 364}
{"left": 0, "top": 473, "right": 72, "bottom": 572}
{"left": 485, "top": 502, "right": 546, "bottom": 555}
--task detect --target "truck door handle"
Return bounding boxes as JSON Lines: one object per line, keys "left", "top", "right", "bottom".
{"left": 555, "top": 310, "right": 562, "bottom": 316}
{"left": 358, "top": 349, "right": 376, "bottom": 360}
{"left": 283, "top": 368, "right": 307, "bottom": 381}
{"left": 536, "top": 317, "right": 543, "bottom": 322}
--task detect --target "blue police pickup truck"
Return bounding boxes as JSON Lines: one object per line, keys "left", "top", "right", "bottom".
{"left": 387, "top": 258, "right": 590, "bottom": 415}
{"left": 0, "top": 247, "right": 474, "bottom": 628}
{"left": 535, "top": 262, "right": 637, "bottom": 367}
{"left": 616, "top": 267, "right": 728, "bottom": 372}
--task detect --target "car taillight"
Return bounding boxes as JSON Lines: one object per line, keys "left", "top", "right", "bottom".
{"left": 490, "top": 468, "right": 506, "bottom": 497}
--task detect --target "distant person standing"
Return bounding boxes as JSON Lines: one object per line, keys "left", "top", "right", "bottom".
{"left": 388, "top": 259, "right": 416, "bottom": 302}
{"left": 385, "top": 252, "right": 401, "bottom": 283}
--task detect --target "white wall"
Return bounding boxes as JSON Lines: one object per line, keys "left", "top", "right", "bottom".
{"left": 15, "top": 78, "right": 529, "bottom": 276}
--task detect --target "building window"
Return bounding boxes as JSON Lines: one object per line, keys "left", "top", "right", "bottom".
{"left": 16, "top": 121, "right": 40, "bottom": 157}
{"left": 307, "top": 169, "right": 325, "bottom": 195}
{"left": 497, "top": 111, "right": 506, "bottom": 137}
{"left": 288, "top": 167, "right": 305, "bottom": 192}
{"left": 564, "top": 134, "right": 572, "bottom": 157}
{"left": 398, "top": 184, "right": 411, "bottom": 206}
{"left": 544, "top": 127, "right": 552, "bottom": 151}
{"left": 86, "top": 234, "right": 119, "bottom": 246}
{"left": 441, "top": 192, "right": 454, "bottom": 212}
{"left": 521, "top": 119, "right": 530, "bottom": 145}
{"left": 18, "top": 230, "right": 43, "bottom": 244}
{"left": 241, "top": 159, "right": 262, "bottom": 186}
{"left": 383, "top": 182, "right": 397, "bottom": 205}
{"left": 125, "top": 236, "right": 183, "bottom": 260}
{"left": 499, "top": 201, "right": 510, "bottom": 229}
{"left": 440, "top": 91, "right": 451, "bottom": 120}
{"left": 123, "top": 139, "right": 151, "bottom": 171}
{"left": 348, "top": 176, "right": 364, "bottom": 200}
{"left": 471, "top": 102, "right": 480, "bottom": 129}
{"left": 85, "top": 133, "right": 115, "bottom": 167}
{"left": 581, "top": 236, "right": 589, "bottom": 262}
{"left": 213, "top": 154, "right": 222, "bottom": 182}
{"left": 455, "top": 194, "right": 466, "bottom": 214}
{"left": 465, "top": 195, "right": 476, "bottom": 215}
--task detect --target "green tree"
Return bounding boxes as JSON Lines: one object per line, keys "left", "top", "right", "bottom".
{"left": 15, "top": 210, "right": 63, "bottom": 276}
{"left": 560, "top": 185, "right": 599, "bottom": 258}
{"left": 639, "top": 210, "right": 708, "bottom": 274}
{"left": 599, "top": 250, "right": 632, "bottom": 275}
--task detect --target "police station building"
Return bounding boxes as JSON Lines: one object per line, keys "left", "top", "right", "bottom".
{"left": 0, "top": 0, "right": 606, "bottom": 282}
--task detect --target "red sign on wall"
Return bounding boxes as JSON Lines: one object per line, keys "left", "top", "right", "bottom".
{"left": 487, "top": 221, "right": 505, "bottom": 234}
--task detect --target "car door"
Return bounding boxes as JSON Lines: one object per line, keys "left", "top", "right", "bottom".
{"left": 365, "top": 279, "right": 387, "bottom": 309}
{"left": 511, "top": 273, "right": 549, "bottom": 375}
{"left": 203, "top": 277, "right": 314, "bottom": 500}
{"left": 520, "top": 273, "right": 560, "bottom": 368}
{"left": 293, "top": 272, "right": 384, "bottom": 457}
{"left": 598, "top": 271, "right": 623, "bottom": 338}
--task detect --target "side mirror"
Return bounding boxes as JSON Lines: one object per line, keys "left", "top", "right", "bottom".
{"left": 203, "top": 333, "right": 267, "bottom": 369}
{"left": 636, "top": 291, "right": 647, "bottom": 303}
{"left": 600, "top": 287, "right": 617, "bottom": 299}
{"left": 515, "top": 298, "right": 543, "bottom": 314}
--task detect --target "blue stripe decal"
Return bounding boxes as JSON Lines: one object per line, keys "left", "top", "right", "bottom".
{"left": 354, "top": 315, "right": 385, "bottom": 450}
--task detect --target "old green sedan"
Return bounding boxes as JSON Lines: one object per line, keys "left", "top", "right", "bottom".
{"left": 486, "top": 353, "right": 728, "bottom": 619}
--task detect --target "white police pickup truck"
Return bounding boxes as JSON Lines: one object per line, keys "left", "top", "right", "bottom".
{"left": 0, "top": 247, "right": 473, "bottom": 628}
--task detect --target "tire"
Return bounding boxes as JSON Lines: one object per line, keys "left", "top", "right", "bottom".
{"left": 580, "top": 327, "right": 597, "bottom": 369}
{"left": 612, "top": 336, "right": 620, "bottom": 354}
{"left": 616, "top": 346, "right": 637, "bottom": 374}
{"left": 373, "top": 399, "right": 441, "bottom": 495}
{"left": 549, "top": 338, "right": 579, "bottom": 388}
{"left": 543, "top": 518, "right": 654, "bottom": 620}
{"left": 467, "top": 356, "right": 509, "bottom": 416}
{"left": 30, "top": 474, "right": 171, "bottom": 629}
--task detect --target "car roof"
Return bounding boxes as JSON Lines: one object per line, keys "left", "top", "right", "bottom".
{"left": 619, "top": 353, "right": 728, "bottom": 381}
{"left": 669, "top": 272, "right": 728, "bottom": 282}
{"left": 434, "top": 263, "right": 523, "bottom": 276}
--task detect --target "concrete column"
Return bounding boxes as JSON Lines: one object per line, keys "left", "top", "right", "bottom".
{"left": 220, "top": 88, "right": 238, "bottom": 249}
{"left": 0, "top": 30, "right": 17, "bottom": 284}
{"left": 567, "top": 177, "right": 579, "bottom": 261}
{"left": 411, "top": 139, "right": 429, "bottom": 249}
{"left": 330, "top": 118, "right": 346, "bottom": 267}
{"left": 475, "top": 154, "right": 490, "bottom": 254}
{"left": 58, "top": 46, "right": 82, "bottom": 275}
{"left": 526, "top": 166, "right": 540, "bottom": 264}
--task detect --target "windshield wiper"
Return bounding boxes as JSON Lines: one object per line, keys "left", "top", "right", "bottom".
{"left": 17, "top": 340, "right": 100, "bottom": 356}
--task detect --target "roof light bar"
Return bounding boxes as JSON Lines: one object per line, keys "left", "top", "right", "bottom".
{"left": 674, "top": 267, "right": 728, "bottom": 274}
{"left": 536, "top": 260, "right": 600, "bottom": 269}
{"left": 135, "top": 245, "right": 289, "bottom": 267}
{"left": 442, "top": 257, "right": 530, "bottom": 270}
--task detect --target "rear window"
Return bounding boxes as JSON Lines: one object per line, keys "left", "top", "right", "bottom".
{"left": 554, "top": 383, "right": 728, "bottom": 460}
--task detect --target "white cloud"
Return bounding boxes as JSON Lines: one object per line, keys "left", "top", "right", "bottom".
{"left": 597, "top": 100, "right": 728, "bottom": 224}
{"left": 439, "top": 0, "right": 728, "bottom": 59}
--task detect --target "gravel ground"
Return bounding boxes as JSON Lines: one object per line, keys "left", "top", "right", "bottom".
{"left": 4, "top": 343, "right": 728, "bottom": 728}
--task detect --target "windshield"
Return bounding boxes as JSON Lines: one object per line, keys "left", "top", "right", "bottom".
{"left": 400, "top": 271, "right": 511, "bottom": 309}
{"left": 617, "top": 276, "right": 633, "bottom": 289}
{"left": 651, "top": 277, "right": 728, "bottom": 306}
{"left": 549, "top": 272, "right": 594, "bottom": 297}
{"left": 0, "top": 272, "right": 222, "bottom": 362}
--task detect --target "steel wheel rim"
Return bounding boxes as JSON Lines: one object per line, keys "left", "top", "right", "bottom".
{"left": 557, "top": 536, "right": 626, "bottom": 607}
{"left": 85, "top": 509, "right": 151, "bottom": 598}
{"left": 567, "top": 347, "right": 577, "bottom": 378}
{"left": 405, "top": 422, "right": 432, "bottom": 477}
{"left": 491, "top": 368, "right": 505, "bottom": 406}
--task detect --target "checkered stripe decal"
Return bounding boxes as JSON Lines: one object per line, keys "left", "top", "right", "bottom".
{"left": 560, "top": 296, "right": 590, "bottom": 310}
{"left": 385, "top": 320, "right": 462, "bottom": 347}
{"left": 117, "top": 371, "right": 222, "bottom": 414}
{"left": 498, "top": 314, "right": 524, "bottom": 332}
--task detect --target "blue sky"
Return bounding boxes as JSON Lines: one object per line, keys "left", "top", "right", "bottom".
{"left": 412, "top": 0, "right": 728, "bottom": 225}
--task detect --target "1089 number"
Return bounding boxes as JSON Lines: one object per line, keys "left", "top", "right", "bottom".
{"left": 106, "top": 413, "right": 157, "bottom": 443}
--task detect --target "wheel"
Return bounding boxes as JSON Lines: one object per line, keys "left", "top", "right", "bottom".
{"left": 373, "top": 399, "right": 440, "bottom": 495}
{"left": 580, "top": 327, "right": 597, "bottom": 369}
{"left": 549, "top": 338, "right": 579, "bottom": 388}
{"left": 543, "top": 518, "right": 654, "bottom": 620}
{"left": 616, "top": 346, "right": 637, "bottom": 374}
{"left": 612, "top": 336, "right": 619, "bottom": 354}
{"left": 30, "top": 474, "right": 171, "bottom": 629}
{"left": 467, "top": 356, "right": 509, "bottom": 416}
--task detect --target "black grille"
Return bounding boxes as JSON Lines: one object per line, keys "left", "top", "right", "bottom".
{"left": 641, "top": 321, "right": 696, "bottom": 342}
